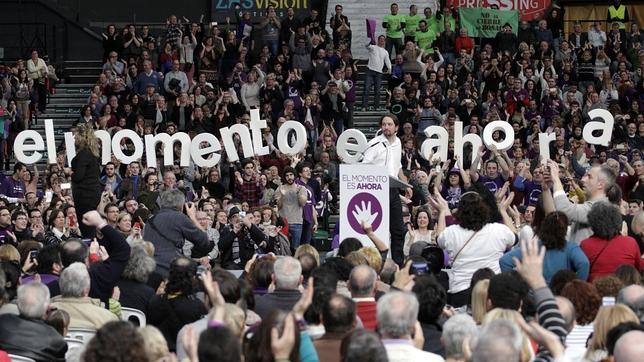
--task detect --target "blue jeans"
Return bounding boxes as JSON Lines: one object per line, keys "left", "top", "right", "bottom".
{"left": 362, "top": 69, "right": 383, "bottom": 109}
{"left": 289, "top": 223, "right": 303, "bottom": 249}
{"left": 301, "top": 220, "right": 314, "bottom": 245}
{"left": 265, "top": 40, "right": 279, "bottom": 59}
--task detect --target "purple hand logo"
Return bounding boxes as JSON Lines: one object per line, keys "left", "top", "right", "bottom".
{"left": 347, "top": 192, "right": 383, "bottom": 234}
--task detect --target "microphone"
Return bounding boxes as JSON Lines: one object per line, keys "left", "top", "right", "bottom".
{"left": 359, "top": 131, "right": 387, "bottom": 162}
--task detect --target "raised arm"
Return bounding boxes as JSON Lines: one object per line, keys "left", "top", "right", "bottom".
{"left": 513, "top": 165, "right": 528, "bottom": 191}
{"left": 490, "top": 146, "right": 511, "bottom": 180}
{"left": 427, "top": 189, "right": 451, "bottom": 239}
{"left": 361, "top": 221, "right": 388, "bottom": 252}
{"left": 469, "top": 145, "right": 486, "bottom": 183}
{"left": 547, "top": 159, "right": 590, "bottom": 223}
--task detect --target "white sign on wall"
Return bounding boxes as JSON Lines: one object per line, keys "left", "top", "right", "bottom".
{"left": 339, "top": 164, "right": 390, "bottom": 248}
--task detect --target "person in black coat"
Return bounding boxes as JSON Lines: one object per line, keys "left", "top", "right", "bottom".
{"left": 71, "top": 124, "right": 102, "bottom": 239}
{"left": 0, "top": 282, "right": 67, "bottom": 362}
{"left": 219, "top": 207, "right": 267, "bottom": 270}
{"left": 47, "top": 211, "right": 131, "bottom": 307}
{"left": 117, "top": 244, "right": 156, "bottom": 316}
{"left": 320, "top": 81, "right": 346, "bottom": 136}
{"left": 147, "top": 257, "right": 208, "bottom": 351}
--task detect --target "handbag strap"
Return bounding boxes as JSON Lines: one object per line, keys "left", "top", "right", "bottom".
{"left": 451, "top": 230, "right": 480, "bottom": 266}
{"left": 589, "top": 241, "right": 611, "bottom": 270}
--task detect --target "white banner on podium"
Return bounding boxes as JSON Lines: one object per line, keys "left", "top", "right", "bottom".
{"left": 339, "top": 164, "right": 390, "bottom": 247}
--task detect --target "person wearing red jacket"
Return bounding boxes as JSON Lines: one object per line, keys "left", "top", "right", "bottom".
{"left": 455, "top": 28, "right": 474, "bottom": 56}
{"left": 581, "top": 201, "right": 641, "bottom": 281}
{"left": 348, "top": 265, "right": 378, "bottom": 331}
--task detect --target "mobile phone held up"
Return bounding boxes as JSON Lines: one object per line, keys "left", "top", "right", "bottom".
{"left": 409, "top": 262, "right": 429, "bottom": 276}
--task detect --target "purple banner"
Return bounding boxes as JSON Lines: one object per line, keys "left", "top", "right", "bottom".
{"left": 366, "top": 18, "right": 377, "bottom": 45}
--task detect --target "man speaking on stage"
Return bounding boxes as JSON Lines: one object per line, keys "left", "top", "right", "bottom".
{"left": 361, "top": 114, "right": 407, "bottom": 265}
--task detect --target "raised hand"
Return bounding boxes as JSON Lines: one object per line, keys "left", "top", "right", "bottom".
{"left": 392, "top": 261, "right": 415, "bottom": 291}
{"left": 271, "top": 314, "right": 297, "bottom": 360}
{"left": 499, "top": 191, "right": 515, "bottom": 211}
{"left": 361, "top": 220, "right": 374, "bottom": 234}
{"left": 292, "top": 277, "right": 313, "bottom": 320}
{"left": 495, "top": 181, "right": 510, "bottom": 202}
{"left": 477, "top": 144, "right": 486, "bottom": 158}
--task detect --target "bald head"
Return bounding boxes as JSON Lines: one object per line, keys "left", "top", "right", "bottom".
{"left": 617, "top": 285, "right": 644, "bottom": 320}
{"left": 614, "top": 330, "right": 644, "bottom": 362}
{"left": 349, "top": 265, "right": 377, "bottom": 298}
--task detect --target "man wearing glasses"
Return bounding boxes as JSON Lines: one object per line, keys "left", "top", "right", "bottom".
{"left": 102, "top": 51, "right": 125, "bottom": 77}
{"left": 234, "top": 159, "right": 264, "bottom": 207}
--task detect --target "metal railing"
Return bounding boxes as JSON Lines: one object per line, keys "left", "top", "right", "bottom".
{"left": 0, "top": 23, "right": 52, "bottom": 61}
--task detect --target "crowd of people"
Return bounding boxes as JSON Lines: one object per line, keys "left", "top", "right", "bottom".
{"left": 0, "top": 1, "right": 643, "bottom": 361}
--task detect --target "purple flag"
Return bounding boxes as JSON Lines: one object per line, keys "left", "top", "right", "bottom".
{"left": 366, "top": 18, "right": 377, "bottom": 45}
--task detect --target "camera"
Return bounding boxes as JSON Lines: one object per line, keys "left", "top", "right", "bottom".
{"left": 239, "top": 211, "right": 246, "bottom": 218}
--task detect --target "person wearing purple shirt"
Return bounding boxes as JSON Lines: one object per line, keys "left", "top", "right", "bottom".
{"left": 440, "top": 167, "right": 471, "bottom": 211}
{"left": 540, "top": 87, "right": 564, "bottom": 122}
{"left": 469, "top": 145, "right": 510, "bottom": 194}
{"left": 343, "top": 66, "right": 357, "bottom": 128}
{"left": 513, "top": 164, "right": 544, "bottom": 206}
{"left": 295, "top": 162, "right": 318, "bottom": 245}
{"left": 0, "top": 162, "right": 27, "bottom": 202}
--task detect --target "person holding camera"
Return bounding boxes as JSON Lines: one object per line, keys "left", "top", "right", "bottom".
{"left": 143, "top": 189, "right": 211, "bottom": 277}
{"left": 164, "top": 60, "right": 189, "bottom": 115}
{"left": 218, "top": 206, "right": 267, "bottom": 270}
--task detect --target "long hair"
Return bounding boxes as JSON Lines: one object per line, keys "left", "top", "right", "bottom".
{"left": 536, "top": 211, "right": 568, "bottom": 250}
{"left": 585, "top": 305, "right": 639, "bottom": 356}
{"left": 75, "top": 124, "right": 100, "bottom": 158}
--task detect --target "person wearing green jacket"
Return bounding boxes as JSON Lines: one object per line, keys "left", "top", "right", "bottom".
{"left": 404, "top": 4, "right": 423, "bottom": 44}
{"left": 415, "top": 20, "right": 437, "bottom": 55}
{"left": 436, "top": 6, "right": 456, "bottom": 35}
{"left": 383, "top": 3, "right": 406, "bottom": 59}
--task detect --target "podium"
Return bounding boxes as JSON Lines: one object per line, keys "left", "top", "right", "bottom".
{"left": 389, "top": 175, "right": 412, "bottom": 190}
